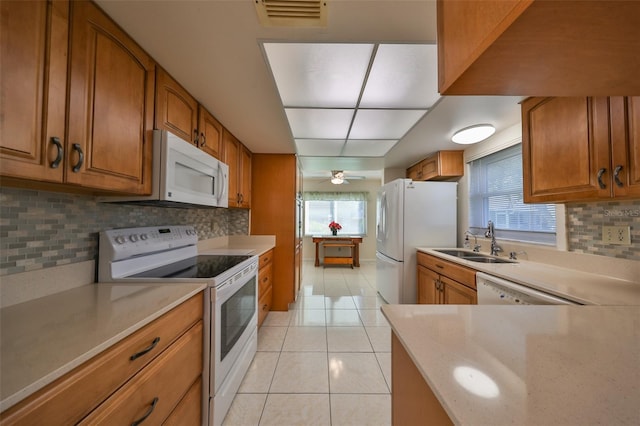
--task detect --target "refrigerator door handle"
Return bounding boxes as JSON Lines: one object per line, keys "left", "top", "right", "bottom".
{"left": 377, "top": 192, "right": 386, "bottom": 244}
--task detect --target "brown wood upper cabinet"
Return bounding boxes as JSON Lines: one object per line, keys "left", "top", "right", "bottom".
{"left": 223, "top": 129, "right": 251, "bottom": 208}
{"left": 155, "top": 68, "right": 224, "bottom": 160}
{"left": 437, "top": 0, "right": 640, "bottom": 95}
{"left": 66, "top": 0, "right": 154, "bottom": 194}
{"left": 1, "top": 0, "right": 154, "bottom": 195}
{"left": 0, "top": 0, "right": 67, "bottom": 184}
{"left": 417, "top": 251, "right": 477, "bottom": 305}
{"left": 406, "top": 150, "right": 463, "bottom": 181}
{"left": 522, "top": 97, "right": 640, "bottom": 203}
{"left": 155, "top": 68, "right": 198, "bottom": 144}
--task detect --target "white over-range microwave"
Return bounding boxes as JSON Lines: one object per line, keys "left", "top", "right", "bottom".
{"left": 98, "top": 129, "right": 229, "bottom": 208}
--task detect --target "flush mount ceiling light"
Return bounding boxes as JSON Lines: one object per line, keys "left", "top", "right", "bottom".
{"left": 451, "top": 124, "right": 496, "bottom": 144}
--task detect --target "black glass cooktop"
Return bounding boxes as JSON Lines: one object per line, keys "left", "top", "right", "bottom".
{"left": 131, "top": 255, "right": 252, "bottom": 279}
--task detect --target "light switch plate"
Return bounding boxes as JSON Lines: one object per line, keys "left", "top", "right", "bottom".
{"left": 602, "top": 226, "right": 631, "bottom": 245}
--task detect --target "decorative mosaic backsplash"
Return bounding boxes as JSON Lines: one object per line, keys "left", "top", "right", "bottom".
{"left": 566, "top": 200, "right": 640, "bottom": 260}
{"left": 0, "top": 187, "right": 249, "bottom": 276}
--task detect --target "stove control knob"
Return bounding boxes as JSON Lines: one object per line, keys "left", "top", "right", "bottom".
{"left": 129, "top": 234, "right": 139, "bottom": 242}
{"left": 140, "top": 234, "right": 148, "bottom": 241}
{"left": 115, "top": 236, "right": 126, "bottom": 244}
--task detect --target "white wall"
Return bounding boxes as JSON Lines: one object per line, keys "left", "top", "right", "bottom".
{"left": 302, "top": 178, "right": 382, "bottom": 262}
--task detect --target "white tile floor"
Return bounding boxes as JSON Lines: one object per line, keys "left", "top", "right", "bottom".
{"left": 222, "top": 260, "right": 391, "bottom": 426}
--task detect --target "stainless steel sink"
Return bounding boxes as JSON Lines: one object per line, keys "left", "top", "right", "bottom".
{"left": 433, "top": 249, "right": 516, "bottom": 264}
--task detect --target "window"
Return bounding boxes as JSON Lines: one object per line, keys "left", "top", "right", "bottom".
{"left": 469, "top": 144, "right": 556, "bottom": 244}
{"left": 304, "top": 192, "right": 367, "bottom": 236}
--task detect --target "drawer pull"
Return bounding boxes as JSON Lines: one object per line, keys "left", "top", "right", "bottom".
{"left": 435, "top": 263, "right": 444, "bottom": 269}
{"left": 130, "top": 337, "right": 160, "bottom": 361}
{"left": 131, "top": 397, "right": 158, "bottom": 426}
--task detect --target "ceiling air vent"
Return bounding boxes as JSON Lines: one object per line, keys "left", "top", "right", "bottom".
{"left": 255, "top": 0, "right": 327, "bottom": 27}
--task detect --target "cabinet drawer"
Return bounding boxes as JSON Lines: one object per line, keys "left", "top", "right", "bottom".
{"left": 418, "top": 252, "right": 476, "bottom": 289}
{"left": 0, "top": 293, "right": 203, "bottom": 426}
{"left": 258, "top": 286, "right": 273, "bottom": 328}
{"left": 258, "top": 262, "right": 272, "bottom": 296}
{"left": 259, "top": 249, "right": 274, "bottom": 269}
{"left": 78, "top": 321, "right": 203, "bottom": 425}
{"left": 163, "top": 377, "right": 202, "bottom": 426}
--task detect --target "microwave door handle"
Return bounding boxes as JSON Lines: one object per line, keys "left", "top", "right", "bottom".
{"left": 217, "top": 165, "right": 228, "bottom": 203}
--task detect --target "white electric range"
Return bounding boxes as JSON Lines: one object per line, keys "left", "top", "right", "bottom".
{"left": 98, "top": 225, "right": 258, "bottom": 426}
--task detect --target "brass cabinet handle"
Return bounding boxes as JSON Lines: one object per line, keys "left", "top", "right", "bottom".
{"left": 50, "top": 137, "right": 63, "bottom": 169}
{"left": 131, "top": 397, "right": 158, "bottom": 426}
{"left": 613, "top": 165, "right": 624, "bottom": 187}
{"left": 194, "top": 129, "right": 199, "bottom": 146}
{"left": 129, "top": 337, "right": 160, "bottom": 361}
{"left": 200, "top": 132, "right": 206, "bottom": 147}
{"left": 596, "top": 168, "right": 607, "bottom": 189}
{"left": 71, "top": 144, "right": 84, "bottom": 173}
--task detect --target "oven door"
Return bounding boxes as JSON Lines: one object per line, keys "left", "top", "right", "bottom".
{"left": 213, "top": 269, "right": 257, "bottom": 392}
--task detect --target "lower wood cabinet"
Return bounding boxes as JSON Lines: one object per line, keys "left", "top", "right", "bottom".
{"left": 0, "top": 293, "right": 204, "bottom": 426}
{"left": 417, "top": 252, "right": 477, "bottom": 305}
{"left": 258, "top": 249, "right": 274, "bottom": 327}
{"left": 392, "top": 333, "right": 452, "bottom": 425}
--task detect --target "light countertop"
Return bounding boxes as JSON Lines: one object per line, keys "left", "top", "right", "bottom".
{"left": 0, "top": 282, "right": 206, "bottom": 412}
{"left": 197, "top": 235, "right": 275, "bottom": 257}
{"left": 418, "top": 248, "right": 640, "bottom": 305}
{"left": 382, "top": 304, "right": 640, "bottom": 425}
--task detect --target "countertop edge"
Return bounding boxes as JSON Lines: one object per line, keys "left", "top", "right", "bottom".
{"left": 0, "top": 283, "right": 207, "bottom": 412}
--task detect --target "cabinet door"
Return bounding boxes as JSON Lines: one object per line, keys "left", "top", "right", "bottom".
{"left": 223, "top": 129, "right": 240, "bottom": 207}
{"left": 66, "top": 1, "right": 154, "bottom": 194}
{"left": 239, "top": 144, "right": 252, "bottom": 208}
{"left": 198, "top": 107, "right": 223, "bottom": 160}
{"left": 442, "top": 276, "right": 477, "bottom": 305}
{"left": 417, "top": 266, "right": 440, "bottom": 304}
{"left": 522, "top": 97, "right": 611, "bottom": 202}
{"left": 0, "top": 0, "right": 67, "bottom": 183}
{"left": 155, "top": 68, "right": 198, "bottom": 144}
{"left": 610, "top": 96, "right": 640, "bottom": 198}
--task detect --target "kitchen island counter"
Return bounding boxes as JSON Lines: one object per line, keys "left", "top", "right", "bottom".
{"left": 382, "top": 304, "right": 640, "bottom": 425}
{"left": 0, "top": 282, "right": 206, "bottom": 412}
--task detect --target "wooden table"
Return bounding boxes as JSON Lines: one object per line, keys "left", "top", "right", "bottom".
{"left": 312, "top": 236, "right": 363, "bottom": 267}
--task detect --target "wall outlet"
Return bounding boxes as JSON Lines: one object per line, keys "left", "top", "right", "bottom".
{"left": 602, "top": 225, "right": 632, "bottom": 245}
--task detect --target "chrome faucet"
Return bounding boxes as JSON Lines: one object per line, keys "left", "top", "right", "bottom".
{"left": 485, "top": 220, "right": 503, "bottom": 256}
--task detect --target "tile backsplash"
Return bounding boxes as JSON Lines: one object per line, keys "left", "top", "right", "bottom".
{"left": 1, "top": 187, "right": 638, "bottom": 277}
{"left": 566, "top": 200, "right": 639, "bottom": 260}
{"left": 0, "top": 187, "right": 249, "bottom": 276}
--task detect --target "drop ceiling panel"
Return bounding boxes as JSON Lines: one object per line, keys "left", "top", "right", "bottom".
{"left": 349, "top": 109, "right": 427, "bottom": 139}
{"left": 342, "top": 139, "right": 398, "bottom": 157}
{"left": 285, "top": 108, "right": 354, "bottom": 138}
{"left": 360, "top": 44, "right": 439, "bottom": 108}
{"left": 264, "top": 43, "right": 374, "bottom": 107}
{"left": 295, "top": 139, "right": 345, "bottom": 156}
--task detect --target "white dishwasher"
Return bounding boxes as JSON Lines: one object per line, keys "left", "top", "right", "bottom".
{"left": 476, "top": 272, "right": 581, "bottom": 305}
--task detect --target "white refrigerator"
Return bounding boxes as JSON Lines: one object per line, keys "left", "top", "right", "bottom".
{"left": 376, "top": 179, "right": 457, "bottom": 304}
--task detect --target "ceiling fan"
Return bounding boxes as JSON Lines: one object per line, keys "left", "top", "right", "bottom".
{"left": 329, "top": 170, "right": 365, "bottom": 185}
